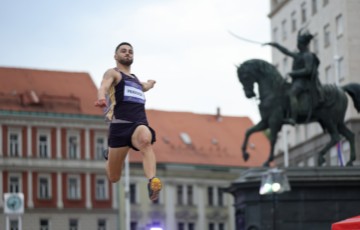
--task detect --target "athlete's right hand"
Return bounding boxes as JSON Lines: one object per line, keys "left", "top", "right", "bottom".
{"left": 94, "top": 99, "right": 107, "bottom": 108}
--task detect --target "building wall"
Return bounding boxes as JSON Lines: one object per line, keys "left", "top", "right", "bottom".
{"left": 268, "top": 0, "right": 360, "bottom": 167}
{"left": 0, "top": 113, "right": 117, "bottom": 230}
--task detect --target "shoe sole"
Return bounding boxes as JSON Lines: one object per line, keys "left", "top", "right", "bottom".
{"left": 150, "top": 178, "right": 162, "bottom": 201}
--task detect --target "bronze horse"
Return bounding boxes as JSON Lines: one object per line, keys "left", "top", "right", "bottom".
{"left": 237, "top": 59, "right": 360, "bottom": 167}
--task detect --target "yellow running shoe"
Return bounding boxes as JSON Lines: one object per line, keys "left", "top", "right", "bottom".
{"left": 148, "top": 177, "right": 162, "bottom": 201}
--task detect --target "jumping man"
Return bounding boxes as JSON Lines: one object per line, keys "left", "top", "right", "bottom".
{"left": 94, "top": 42, "right": 162, "bottom": 201}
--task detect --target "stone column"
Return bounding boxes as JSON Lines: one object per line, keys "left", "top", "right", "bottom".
{"left": 57, "top": 172, "right": 63, "bottom": 208}
{"left": 27, "top": 171, "right": 34, "bottom": 208}
{"left": 165, "top": 182, "right": 175, "bottom": 230}
{"left": 197, "top": 184, "right": 205, "bottom": 230}
{"left": 27, "top": 125, "right": 32, "bottom": 158}
{"left": 112, "top": 182, "right": 118, "bottom": 209}
{"left": 86, "top": 173, "right": 92, "bottom": 209}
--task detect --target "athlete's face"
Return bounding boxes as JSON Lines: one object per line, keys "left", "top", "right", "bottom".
{"left": 115, "top": 45, "right": 133, "bottom": 66}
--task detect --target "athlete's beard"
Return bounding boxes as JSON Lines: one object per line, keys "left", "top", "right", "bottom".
{"left": 119, "top": 58, "right": 133, "bottom": 66}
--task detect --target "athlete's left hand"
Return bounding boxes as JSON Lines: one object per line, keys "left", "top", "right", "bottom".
{"left": 94, "top": 99, "right": 107, "bottom": 108}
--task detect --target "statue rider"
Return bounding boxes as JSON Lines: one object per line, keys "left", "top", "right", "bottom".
{"left": 264, "top": 29, "right": 323, "bottom": 124}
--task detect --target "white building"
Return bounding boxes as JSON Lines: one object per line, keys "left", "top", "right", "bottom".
{"left": 268, "top": 0, "right": 360, "bottom": 167}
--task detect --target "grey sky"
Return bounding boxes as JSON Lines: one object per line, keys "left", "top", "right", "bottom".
{"left": 0, "top": 0, "right": 271, "bottom": 123}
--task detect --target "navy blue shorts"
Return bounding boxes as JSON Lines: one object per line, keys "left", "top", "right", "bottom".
{"left": 108, "top": 122, "right": 156, "bottom": 151}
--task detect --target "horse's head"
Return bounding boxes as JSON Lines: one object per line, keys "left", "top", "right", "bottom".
{"left": 237, "top": 59, "right": 283, "bottom": 99}
{"left": 236, "top": 59, "right": 262, "bottom": 98}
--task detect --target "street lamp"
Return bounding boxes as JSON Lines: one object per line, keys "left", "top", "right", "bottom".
{"left": 259, "top": 168, "right": 291, "bottom": 230}
{"left": 259, "top": 168, "right": 291, "bottom": 195}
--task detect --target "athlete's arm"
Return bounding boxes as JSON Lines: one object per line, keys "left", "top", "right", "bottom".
{"left": 95, "top": 69, "right": 119, "bottom": 107}
{"left": 141, "top": 80, "right": 156, "bottom": 92}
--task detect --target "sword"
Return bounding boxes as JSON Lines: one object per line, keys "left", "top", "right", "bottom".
{"left": 228, "top": 30, "right": 264, "bottom": 45}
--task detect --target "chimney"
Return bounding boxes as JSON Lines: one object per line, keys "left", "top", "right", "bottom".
{"left": 216, "top": 107, "right": 222, "bottom": 122}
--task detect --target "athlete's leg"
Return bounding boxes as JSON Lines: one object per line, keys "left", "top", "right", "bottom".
{"left": 131, "top": 125, "right": 156, "bottom": 179}
{"left": 131, "top": 125, "right": 161, "bottom": 201}
{"left": 106, "top": 146, "right": 130, "bottom": 183}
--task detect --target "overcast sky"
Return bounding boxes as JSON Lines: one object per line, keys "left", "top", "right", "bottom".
{"left": 0, "top": 0, "right": 272, "bottom": 123}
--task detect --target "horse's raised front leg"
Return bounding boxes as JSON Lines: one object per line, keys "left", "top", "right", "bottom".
{"left": 241, "top": 120, "right": 268, "bottom": 161}
{"left": 263, "top": 121, "right": 282, "bottom": 167}
{"left": 338, "top": 123, "right": 356, "bottom": 166}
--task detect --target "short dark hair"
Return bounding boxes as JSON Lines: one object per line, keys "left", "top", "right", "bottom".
{"left": 115, "top": 42, "right": 133, "bottom": 53}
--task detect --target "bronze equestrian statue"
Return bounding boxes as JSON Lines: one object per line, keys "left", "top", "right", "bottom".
{"left": 237, "top": 59, "right": 360, "bottom": 167}
{"left": 236, "top": 31, "right": 360, "bottom": 167}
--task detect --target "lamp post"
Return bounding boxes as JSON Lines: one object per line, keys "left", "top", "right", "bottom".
{"left": 259, "top": 168, "right": 291, "bottom": 230}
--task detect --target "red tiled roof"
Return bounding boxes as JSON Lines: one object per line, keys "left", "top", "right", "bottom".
{"left": 0, "top": 67, "right": 101, "bottom": 115}
{"left": 130, "top": 110, "right": 269, "bottom": 168}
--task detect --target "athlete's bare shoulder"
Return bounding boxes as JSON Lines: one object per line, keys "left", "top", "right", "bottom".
{"left": 103, "top": 68, "right": 121, "bottom": 82}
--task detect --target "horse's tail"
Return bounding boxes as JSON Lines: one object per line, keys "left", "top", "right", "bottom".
{"left": 342, "top": 83, "right": 360, "bottom": 112}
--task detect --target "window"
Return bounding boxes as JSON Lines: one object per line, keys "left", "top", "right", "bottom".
{"left": 218, "top": 188, "right": 224, "bottom": 206}
{"left": 312, "top": 0, "right": 317, "bottom": 15}
{"left": 178, "top": 222, "right": 184, "bottom": 230}
{"left": 336, "top": 14, "right": 343, "bottom": 37}
{"left": 95, "top": 136, "right": 106, "bottom": 160}
{"left": 281, "top": 19, "right": 287, "bottom": 40}
{"left": 219, "top": 223, "right": 225, "bottom": 230}
{"left": 130, "top": 222, "right": 137, "bottom": 230}
{"left": 130, "top": 183, "right": 137, "bottom": 204}
{"left": 325, "top": 65, "right": 333, "bottom": 83}
{"left": 98, "top": 219, "right": 106, "bottom": 230}
{"left": 188, "top": 223, "right": 195, "bottom": 230}
{"left": 324, "top": 24, "right": 331, "bottom": 48}
{"left": 10, "top": 219, "right": 19, "bottom": 230}
{"left": 68, "top": 135, "right": 79, "bottom": 159}
{"left": 291, "top": 11, "right": 297, "bottom": 32}
{"left": 187, "top": 185, "right": 193, "bottom": 205}
{"left": 312, "top": 33, "right": 319, "bottom": 54}
{"left": 273, "top": 27, "right": 278, "bottom": 42}
{"left": 38, "top": 130, "right": 51, "bottom": 158}
{"left": 209, "top": 223, "right": 215, "bottom": 230}
{"left": 208, "top": 187, "right": 214, "bottom": 206}
{"left": 301, "top": 2, "right": 307, "bottom": 23}
{"left": 96, "top": 177, "right": 108, "bottom": 200}
{"left": 9, "top": 129, "right": 21, "bottom": 157}
{"left": 68, "top": 176, "right": 81, "bottom": 199}
{"left": 69, "top": 219, "right": 78, "bottom": 230}
{"left": 38, "top": 135, "right": 49, "bottom": 158}
{"left": 38, "top": 175, "right": 51, "bottom": 199}
{"left": 338, "top": 57, "right": 345, "bottom": 82}
{"left": 177, "top": 185, "right": 183, "bottom": 205}
{"left": 40, "top": 219, "right": 50, "bottom": 230}
{"left": 9, "top": 175, "right": 21, "bottom": 193}
{"left": 323, "top": 0, "right": 329, "bottom": 7}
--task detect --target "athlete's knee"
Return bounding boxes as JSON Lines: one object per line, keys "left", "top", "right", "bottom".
{"left": 137, "top": 134, "right": 152, "bottom": 149}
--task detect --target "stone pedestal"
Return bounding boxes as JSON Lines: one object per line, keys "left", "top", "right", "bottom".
{"left": 225, "top": 167, "right": 360, "bottom": 230}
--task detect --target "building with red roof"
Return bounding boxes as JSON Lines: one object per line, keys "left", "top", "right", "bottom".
{"left": 0, "top": 67, "right": 269, "bottom": 230}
